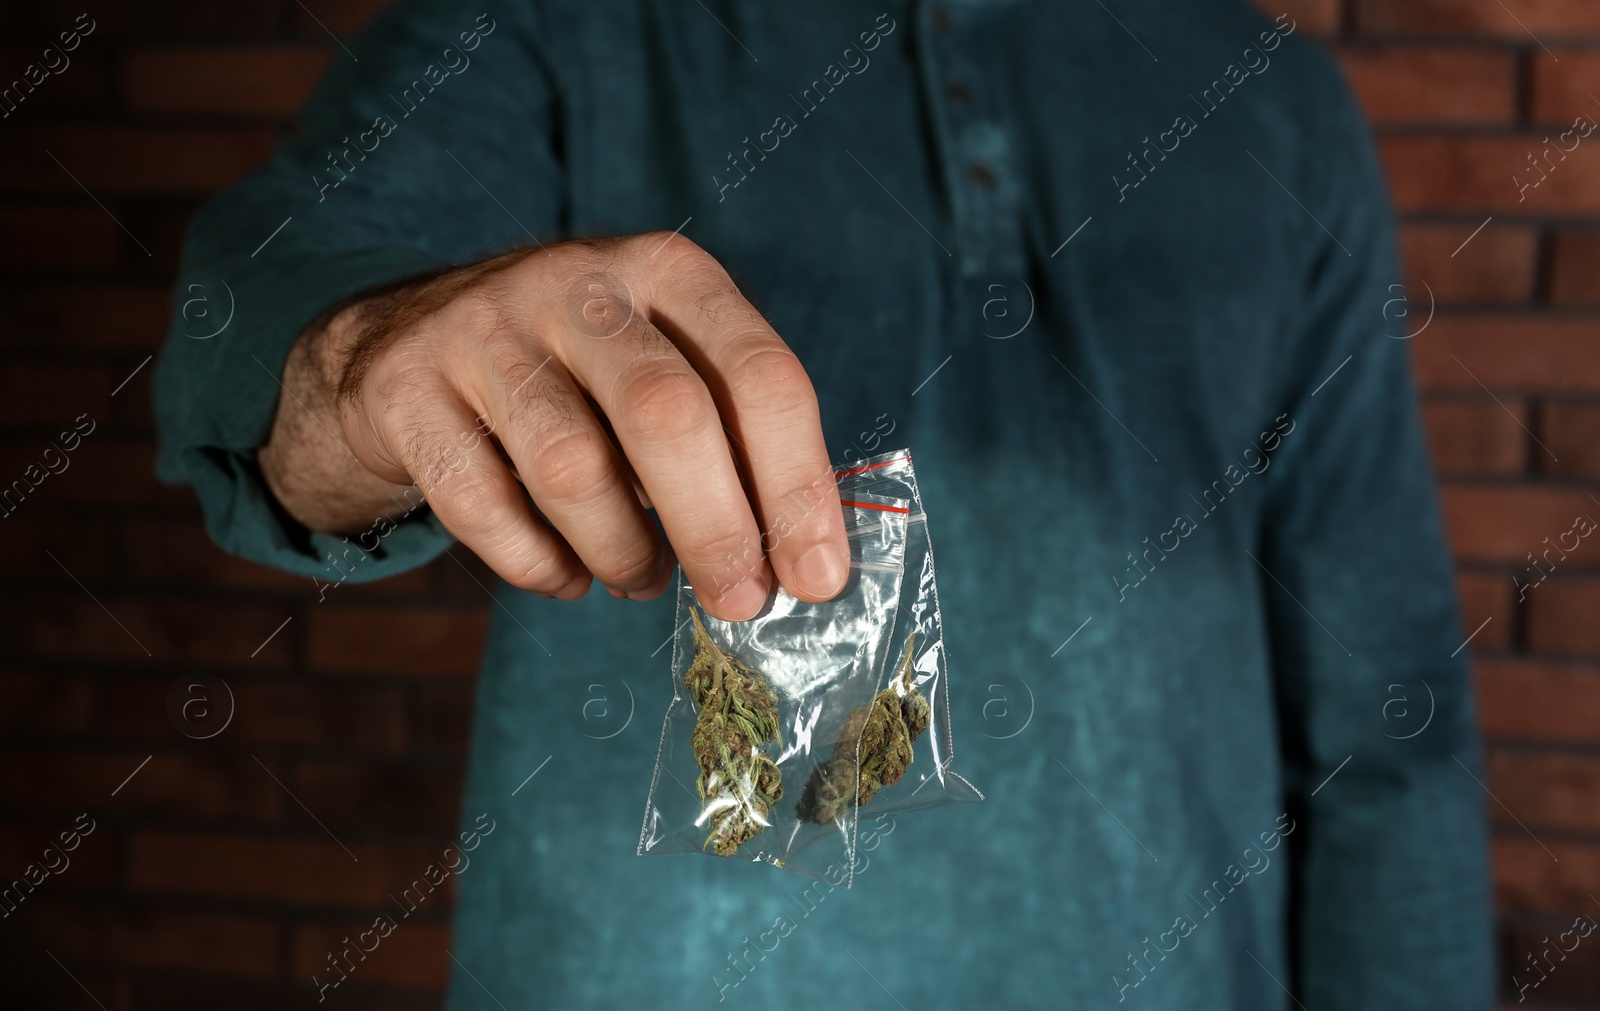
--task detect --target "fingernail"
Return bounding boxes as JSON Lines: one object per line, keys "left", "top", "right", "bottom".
{"left": 605, "top": 584, "right": 627, "bottom": 599}
{"left": 793, "top": 542, "right": 847, "bottom": 600}
{"left": 719, "top": 574, "right": 769, "bottom": 620}
{"left": 554, "top": 574, "right": 590, "bottom": 601}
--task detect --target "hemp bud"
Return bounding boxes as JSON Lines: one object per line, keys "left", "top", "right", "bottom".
{"left": 684, "top": 607, "right": 784, "bottom": 856}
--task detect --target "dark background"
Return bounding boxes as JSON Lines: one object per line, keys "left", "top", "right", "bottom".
{"left": 1, "top": 0, "right": 1597, "bottom": 1007}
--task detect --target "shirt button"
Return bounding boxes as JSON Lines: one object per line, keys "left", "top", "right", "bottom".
{"left": 967, "top": 163, "right": 997, "bottom": 189}
{"left": 931, "top": 6, "right": 952, "bottom": 32}
{"left": 946, "top": 80, "right": 972, "bottom": 105}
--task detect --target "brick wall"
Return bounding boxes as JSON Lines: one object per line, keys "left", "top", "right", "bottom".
{"left": 0, "top": 1, "right": 1595, "bottom": 1007}
{"left": 1318, "top": 1, "right": 1600, "bottom": 1006}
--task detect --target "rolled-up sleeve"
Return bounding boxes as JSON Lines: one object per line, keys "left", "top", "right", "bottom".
{"left": 152, "top": 0, "right": 564, "bottom": 582}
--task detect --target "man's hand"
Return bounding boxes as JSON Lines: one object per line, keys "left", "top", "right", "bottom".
{"left": 257, "top": 233, "right": 850, "bottom": 621}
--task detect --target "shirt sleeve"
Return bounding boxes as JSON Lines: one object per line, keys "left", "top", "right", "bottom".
{"left": 152, "top": 0, "right": 563, "bottom": 582}
{"left": 1256, "top": 61, "right": 1494, "bottom": 1009}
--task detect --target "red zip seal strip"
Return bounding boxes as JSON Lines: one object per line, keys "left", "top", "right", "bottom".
{"left": 833, "top": 452, "right": 911, "bottom": 480}
{"left": 840, "top": 499, "right": 910, "bottom": 514}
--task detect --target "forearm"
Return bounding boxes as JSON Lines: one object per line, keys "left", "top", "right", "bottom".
{"left": 257, "top": 297, "right": 416, "bottom": 535}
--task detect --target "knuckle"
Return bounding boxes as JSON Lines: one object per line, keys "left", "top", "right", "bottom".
{"left": 727, "top": 341, "right": 810, "bottom": 397}
{"left": 543, "top": 237, "right": 627, "bottom": 287}
{"left": 435, "top": 473, "right": 505, "bottom": 534}
{"left": 560, "top": 234, "right": 629, "bottom": 259}
{"left": 617, "top": 314, "right": 678, "bottom": 360}
{"left": 691, "top": 277, "right": 761, "bottom": 327}
{"left": 593, "top": 542, "right": 660, "bottom": 590}
{"left": 463, "top": 280, "right": 517, "bottom": 342}
{"left": 679, "top": 527, "right": 761, "bottom": 585}
{"left": 619, "top": 368, "right": 710, "bottom": 442}
{"left": 499, "top": 552, "right": 582, "bottom": 595}
{"left": 363, "top": 342, "right": 441, "bottom": 404}
{"left": 563, "top": 271, "right": 635, "bottom": 339}
{"left": 526, "top": 431, "right": 611, "bottom": 503}
{"left": 391, "top": 419, "right": 464, "bottom": 490}
{"left": 629, "top": 229, "right": 704, "bottom": 262}
{"left": 506, "top": 372, "right": 577, "bottom": 436}
{"left": 634, "top": 231, "right": 722, "bottom": 284}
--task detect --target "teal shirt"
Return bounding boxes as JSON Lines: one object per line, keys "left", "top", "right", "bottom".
{"left": 153, "top": 0, "right": 1493, "bottom": 1007}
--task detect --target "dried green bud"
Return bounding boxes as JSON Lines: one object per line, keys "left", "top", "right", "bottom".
{"left": 793, "top": 756, "right": 856, "bottom": 826}
{"left": 796, "top": 632, "right": 930, "bottom": 825}
{"left": 901, "top": 686, "right": 931, "bottom": 740}
{"left": 684, "top": 607, "right": 783, "bottom": 856}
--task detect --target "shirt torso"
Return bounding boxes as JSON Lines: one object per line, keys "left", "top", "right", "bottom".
{"left": 449, "top": 2, "right": 1320, "bottom": 1008}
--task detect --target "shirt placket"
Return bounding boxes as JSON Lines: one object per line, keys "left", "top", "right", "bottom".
{"left": 916, "top": 0, "right": 1026, "bottom": 279}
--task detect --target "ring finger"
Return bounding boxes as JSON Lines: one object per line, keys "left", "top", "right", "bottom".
{"left": 476, "top": 348, "right": 671, "bottom": 599}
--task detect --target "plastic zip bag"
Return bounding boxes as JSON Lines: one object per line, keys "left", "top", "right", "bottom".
{"left": 832, "top": 451, "right": 983, "bottom": 821}
{"left": 637, "top": 449, "right": 981, "bottom": 885}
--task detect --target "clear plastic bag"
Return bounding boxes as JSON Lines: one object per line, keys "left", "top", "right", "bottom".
{"left": 637, "top": 449, "right": 982, "bottom": 885}
{"left": 830, "top": 451, "right": 983, "bottom": 821}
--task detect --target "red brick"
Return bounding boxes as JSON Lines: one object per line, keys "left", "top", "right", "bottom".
{"left": 1491, "top": 831, "right": 1593, "bottom": 915}
{"left": 0, "top": 818, "right": 116, "bottom": 889}
{"left": 426, "top": 547, "right": 501, "bottom": 602}
{"left": 306, "top": 605, "right": 488, "bottom": 676}
{"left": 0, "top": 362, "right": 113, "bottom": 425}
{"left": 1540, "top": 402, "right": 1600, "bottom": 476}
{"left": 0, "top": 45, "right": 113, "bottom": 117}
{"left": 291, "top": 762, "right": 460, "bottom": 832}
{"left": 1423, "top": 397, "right": 1528, "bottom": 475}
{"left": 119, "top": 980, "right": 398, "bottom": 1011}
{"left": 1530, "top": 50, "right": 1600, "bottom": 123}
{"left": 1487, "top": 748, "right": 1600, "bottom": 834}
{"left": 128, "top": 832, "right": 441, "bottom": 906}
{"left": 1526, "top": 577, "right": 1600, "bottom": 656}
{"left": 1400, "top": 223, "right": 1536, "bottom": 303}
{"left": 90, "top": 671, "right": 412, "bottom": 758}
{"left": 414, "top": 683, "right": 473, "bottom": 755}
{"left": 0, "top": 126, "right": 278, "bottom": 196}
{"left": 120, "top": 200, "right": 198, "bottom": 275}
{"left": 0, "top": 671, "right": 95, "bottom": 735}
{"left": 1500, "top": 920, "right": 1600, "bottom": 1004}
{"left": 1457, "top": 570, "right": 1512, "bottom": 650}
{"left": 1356, "top": 0, "right": 1600, "bottom": 35}
{"left": 121, "top": 518, "right": 432, "bottom": 595}
{"left": 289, "top": 0, "right": 394, "bottom": 37}
{"left": 95, "top": 675, "right": 410, "bottom": 753}
{"left": 0, "top": 429, "right": 118, "bottom": 519}
{"left": 92, "top": 675, "right": 202, "bottom": 741}
{"left": 23, "top": 594, "right": 294, "bottom": 666}
{"left": 1440, "top": 486, "right": 1600, "bottom": 564}
{"left": 0, "top": 3, "right": 282, "bottom": 37}
{"left": 0, "top": 438, "right": 188, "bottom": 509}
{"left": 236, "top": 680, "right": 410, "bottom": 753}
{"left": 1479, "top": 659, "right": 1600, "bottom": 743}
{"left": 290, "top": 918, "right": 451, "bottom": 991}
{"left": 0, "top": 516, "right": 113, "bottom": 582}
{"left": 1412, "top": 316, "right": 1600, "bottom": 393}
{"left": 1550, "top": 230, "right": 1600, "bottom": 305}
{"left": 1380, "top": 136, "right": 1600, "bottom": 214}
{"left": 0, "top": 950, "right": 119, "bottom": 1009}
{"left": 0, "top": 283, "right": 172, "bottom": 351}
{"left": 1337, "top": 47, "right": 1515, "bottom": 125}
{"left": 0, "top": 751, "right": 279, "bottom": 820}
{"left": 125, "top": 46, "right": 333, "bottom": 117}
{"left": 28, "top": 904, "right": 281, "bottom": 977}
{"left": 0, "top": 203, "right": 122, "bottom": 271}
{"left": 121, "top": 518, "right": 314, "bottom": 592}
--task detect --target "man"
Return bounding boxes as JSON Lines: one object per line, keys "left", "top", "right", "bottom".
{"left": 154, "top": 0, "right": 1493, "bottom": 1007}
